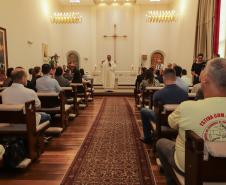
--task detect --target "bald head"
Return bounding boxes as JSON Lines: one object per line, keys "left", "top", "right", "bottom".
{"left": 201, "top": 58, "right": 226, "bottom": 97}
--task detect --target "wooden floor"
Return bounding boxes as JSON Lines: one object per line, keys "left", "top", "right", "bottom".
{"left": 0, "top": 97, "right": 167, "bottom": 185}
{"left": 0, "top": 97, "right": 104, "bottom": 185}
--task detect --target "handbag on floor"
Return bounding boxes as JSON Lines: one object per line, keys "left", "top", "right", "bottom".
{"left": 3, "top": 138, "right": 27, "bottom": 168}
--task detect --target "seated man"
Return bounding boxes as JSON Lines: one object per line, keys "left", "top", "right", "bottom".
{"left": 36, "top": 64, "right": 62, "bottom": 93}
{"left": 174, "top": 65, "right": 189, "bottom": 92}
{"left": 181, "top": 69, "right": 192, "bottom": 86}
{"left": 140, "top": 69, "right": 188, "bottom": 143}
{"left": 55, "top": 66, "right": 70, "bottom": 87}
{"left": 156, "top": 58, "right": 226, "bottom": 185}
{"left": 2, "top": 69, "right": 50, "bottom": 123}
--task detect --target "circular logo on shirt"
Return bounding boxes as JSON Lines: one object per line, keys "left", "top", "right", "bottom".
{"left": 203, "top": 120, "right": 226, "bottom": 141}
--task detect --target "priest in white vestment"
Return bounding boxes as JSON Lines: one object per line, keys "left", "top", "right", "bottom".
{"left": 101, "top": 55, "right": 116, "bottom": 90}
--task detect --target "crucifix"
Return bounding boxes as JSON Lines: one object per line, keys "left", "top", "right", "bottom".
{"left": 103, "top": 24, "right": 128, "bottom": 62}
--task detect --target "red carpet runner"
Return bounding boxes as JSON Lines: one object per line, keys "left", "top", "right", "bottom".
{"left": 61, "top": 97, "right": 153, "bottom": 185}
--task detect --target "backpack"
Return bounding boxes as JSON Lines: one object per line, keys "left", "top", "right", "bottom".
{"left": 3, "top": 138, "right": 27, "bottom": 168}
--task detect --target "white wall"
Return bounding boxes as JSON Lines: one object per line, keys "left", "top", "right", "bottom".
{"left": 60, "top": 2, "right": 198, "bottom": 84}
{"left": 168, "top": 0, "right": 198, "bottom": 76}
{"left": 0, "top": 0, "right": 63, "bottom": 70}
{"left": 0, "top": 0, "right": 198, "bottom": 84}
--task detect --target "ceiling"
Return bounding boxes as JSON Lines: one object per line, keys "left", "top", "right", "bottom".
{"left": 57, "top": 0, "right": 176, "bottom": 6}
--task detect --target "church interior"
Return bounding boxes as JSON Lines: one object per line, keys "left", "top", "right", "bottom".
{"left": 0, "top": 0, "right": 226, "bottom": 185}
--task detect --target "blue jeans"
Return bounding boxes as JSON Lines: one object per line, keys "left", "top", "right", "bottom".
{"left": 39, "top": 112, "right": 51, "bottom": 123}
{"left": 156, "top": 138, "right": 184, "bottom": 185}
{"left": 140, "top": 108, "right": 156, "bottom": 140}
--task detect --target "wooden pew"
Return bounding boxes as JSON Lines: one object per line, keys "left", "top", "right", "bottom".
{"left": 37, "top": 91, "right": 73, "bottom": 131}
{"left": 0, "top": 101, "right": 50, "bottom": 167}
{"left": 145, "top": 86, "right": 163, "bottom": 108}
{"left": 86, "top": 78, "right": 94, "bottom": 100}
{"left": 151, "top": 103, "right": 178, "bottom": 151}
{"left": 172, "top": 130, "right": 226, "bottom": 185}
{"left": 71, "top": 83, "right": 88, "bottom": 108}
{"left": 61, "top": 86, "right": 80, "bottom": 116}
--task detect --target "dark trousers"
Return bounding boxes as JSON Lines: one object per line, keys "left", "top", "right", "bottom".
{"left": 140, "top": 108, "right": 156, "bottom": 140}
{"left": 156, "top": 138, "right": 184, "bottom": 185}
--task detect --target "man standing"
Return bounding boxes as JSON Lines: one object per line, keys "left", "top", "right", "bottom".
{"left": 101, "top": 55, "right": 116, "bottom": 90}
{"left": 191, "top": 53, "right": 206, "bottom": 85}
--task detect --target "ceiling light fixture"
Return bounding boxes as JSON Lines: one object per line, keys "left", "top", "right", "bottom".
{"left": 50, "top": 12, "right": 82, "bottom": 24}
{"left": 146, "top": 10, "right": 176, "bottom": 23}
{"left": 93, "top": 0, "right": 136, "bottom": 4}
{"left": 70, "top": 0, "right": 80, "bottom": 3}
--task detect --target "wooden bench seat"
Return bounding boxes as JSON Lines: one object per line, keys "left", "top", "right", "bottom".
{"left": 37, "top": 92, "right": 73, "bottom": 130}
{"left": 172, "top": 131, "right": 226, "bottom": 185}
{"left": 61, "top": 86, "right": 79, "bottom": 116}
{"left": 0, "top": 101, "right": 50, "bottom": 163}
{"left": 71, "top": 83, "right": 88, "bottom": 108}
{"left": 151, "top": 103, "right": 178, "bottom": 151}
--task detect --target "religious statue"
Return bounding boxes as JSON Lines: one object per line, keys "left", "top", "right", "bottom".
{"left": 151, "top": 51, "right": 164, "bottom": 70}
{"left": 67, "top": 51, "right": 79, "bottom": 71}
{"left": 101, "top": 55, "right": 116, "bottom": 91}
{"left": 48, "top": 53, "right": 59, "bottom": 68}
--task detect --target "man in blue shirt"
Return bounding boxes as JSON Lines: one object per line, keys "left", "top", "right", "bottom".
{"left": 140, "top": 68, "right": 188, "bottom": 143}
{"left": 174, "top": 65, "right": 189, "bottom": 93}
{"left": 36, "top": 64, "right": 62, "bottom": 93}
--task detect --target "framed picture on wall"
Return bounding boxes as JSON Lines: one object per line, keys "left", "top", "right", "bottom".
{"left": 0, "top": 27, "right": 8, "bottom": 72}
{"left": 42, "top": 43, "right": 48, "bottom": 63}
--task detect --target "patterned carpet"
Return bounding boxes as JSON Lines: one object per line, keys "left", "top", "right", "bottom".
{"left": 61, "top": 97, "right": 153, "bottom": 185}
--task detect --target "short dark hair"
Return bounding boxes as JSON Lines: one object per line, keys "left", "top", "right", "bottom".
{"left": 174, "top": 65, "right": 182, "bottom": 77}
{"left": 144, "top": 69, "right": 154, "bottom": 82}
{"left": 42, "top": 64, "right": 51, "bottom": 75}
{"left": 33, "top": 66, "right": 41, "bottom": 75}
{"left": 163, "top": 68, "right": 176, "bottom": 80}
{"left": 141, "top": 67, "right": 147, "bottom": 74}
{"left": 28, "top": 68, "right": 34, "bottom": 75}
{"left": 11, "top": 70, "right": 26, "bottom": 82}
{"left": 55, "top": 67, "right": 63, "bottom": 76}
{"left": 182, "top": 69, "right": 187, "bottom": 75}
{"left": 198, "top": 53, "right": 204, "bottom": 57}
{"left": 6, "top": 68, "right": 14, "bottom": 78}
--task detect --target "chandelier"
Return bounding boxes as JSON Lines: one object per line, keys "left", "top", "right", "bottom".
{"left": 50, "top": 12, "right": 82, "bottom": 24}
{"left": 93, "top": 0, "right": 136, "bottom": 4}
{"left": 146, "top": 10, "right": 176, "bottom": 23}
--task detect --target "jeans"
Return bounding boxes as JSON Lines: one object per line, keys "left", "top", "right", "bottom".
{"left": 156, "top": 138, "right": 184, "bottom": 185}
{"left": 39, "top": 112, "right": 51, "bottom": 123}
{"left": 140, "top": 108, "right": 156, "bottom": 140}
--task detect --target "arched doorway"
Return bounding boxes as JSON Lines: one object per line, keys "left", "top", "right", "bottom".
{"left": 66, "top": 50, "right": 80, "bottom": 71}
{"left": 150, "top": 50, "right": 165, "bottom": 70}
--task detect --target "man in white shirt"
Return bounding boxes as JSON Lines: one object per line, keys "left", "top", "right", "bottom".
{"left": 2, "top": 69, "right": 50, "bottom": 124}
{"left": 156, "top": 58, "right": 226, "bottom": 185}
{"left": 181, "top": 69, "right": 192, "bottom": 86}
{"left": 36, "top": 64, "right": 62, "bottom": 93}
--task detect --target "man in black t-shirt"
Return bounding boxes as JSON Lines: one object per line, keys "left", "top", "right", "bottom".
{"left": 191, "top": 53, "right": 206, "bottom": 85}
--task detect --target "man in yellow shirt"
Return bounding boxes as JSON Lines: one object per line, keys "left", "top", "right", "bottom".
{"left": 156, "top": 58, "right": 226, "bottom": 185}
